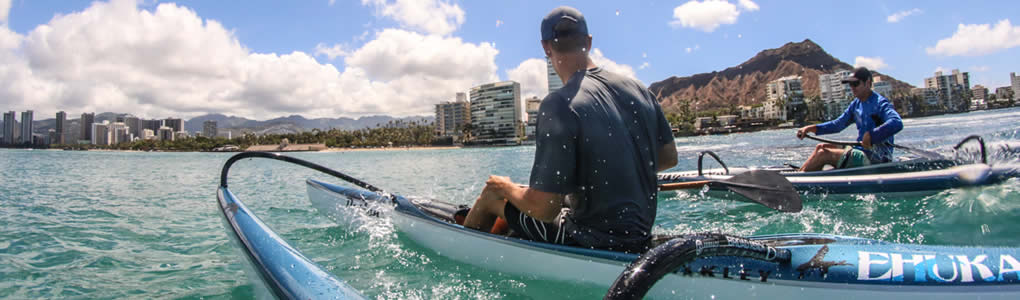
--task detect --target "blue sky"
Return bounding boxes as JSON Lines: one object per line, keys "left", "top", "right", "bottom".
{"left": 1, "top": 0, "right": 1018, "bottom": 120}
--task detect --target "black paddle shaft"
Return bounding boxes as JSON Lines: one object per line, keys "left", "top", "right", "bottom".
{"left": 709, "top": 170, "right": 802, "bottom": 212}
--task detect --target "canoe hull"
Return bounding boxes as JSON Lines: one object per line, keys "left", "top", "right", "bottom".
{"left": 659, "top": 164, "right": 1018, "bottom": 197}
{"left": 218, "top": 187, "right": 364, "bottom": 300}
{"left": 307, "top": 179, "right": 1020, "bottom": 299}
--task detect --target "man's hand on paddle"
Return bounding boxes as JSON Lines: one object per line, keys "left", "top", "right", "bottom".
{"left": 861, "top": 132, "right": 872, "bottom": 149}
{"left": 484, "top": 175, "right": 516, "bottom": 199}
{"left": 796, "top": 125, "right": 817, "bottom": 140}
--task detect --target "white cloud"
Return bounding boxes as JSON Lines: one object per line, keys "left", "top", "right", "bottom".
{"left": 506, "top": 49, "right": 639, "bottom": 99}
{"left": 344, "top": 29, "right": 498, "bottom": 83}
{"left": 506, "top": 58, "right": 547, "bottom": 100}
{"left": 328, "top": 0, "right": 336, "bottom": 6}
{"left": 685, "top": 44, "right": 701, "bottom": 53}
{"left": 0, "top": 0, "right": 10, "bottom": 24}
{"left": 0, "top": 0, "right": 500, "bottom": 120}
{"left": 361, "top": 0, "right": 465, "bottom": 36}
{"left": 0, "top": 26, "right": 19, "bottom": 49}
{"left": 314, "top": 43, "right": 349, "bottom": 60}
{"left": 670, "top": 0, "right": 742, "bottom": 32}
{"left": 926, "top": 19, "right": 1020, "bottom": 56}
{"left": 854, "top": 56, "right": 888, "bottom": 71}
{"left": 971, "top": 65, "right": 990, "bottom": 72}
{"left": 638, "top": 62, "right": 650, "bottom": 70}
{"left": 886, "top": 8, "right": 921, "bottom": 23}
{"left": 737, "top": 0, "right": 759, "bottom": 12}
{"left": 935, "top": 66, "right": 947, "bottom": 73}
{"left": 590, "top": 48, "right": 638, "bottom": 83}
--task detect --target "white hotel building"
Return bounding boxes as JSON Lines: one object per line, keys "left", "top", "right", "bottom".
{"left": 470, "top": 80, "right": 522, "bottom": 145}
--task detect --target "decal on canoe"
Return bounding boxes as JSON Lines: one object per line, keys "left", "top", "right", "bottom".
{"left": 797, "top": 245, "right": 852, "bottom": 279}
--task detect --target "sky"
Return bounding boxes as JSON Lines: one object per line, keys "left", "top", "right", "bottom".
{"left": 1, "top": 0, "right": 1018, "bottom": 120}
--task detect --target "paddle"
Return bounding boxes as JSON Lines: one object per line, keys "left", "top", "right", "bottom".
{"left": 803, "top": 134, "right": 944, "bottom": 160}
{"left": 659, "top": 170, "right": 802, "bottom": 212}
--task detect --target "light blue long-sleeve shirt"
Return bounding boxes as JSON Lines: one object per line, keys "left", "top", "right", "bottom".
{"left": 815, "top": 91, "right": 903, "bottom": 163}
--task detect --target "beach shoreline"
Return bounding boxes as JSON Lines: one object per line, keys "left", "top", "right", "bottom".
{"left": 319, "top": 145, "right": 462, "bottom": 152}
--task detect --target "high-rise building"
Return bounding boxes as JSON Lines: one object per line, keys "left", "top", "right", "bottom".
{"left": 203, "top": 120, "right": 218, "bottom": 138}
{"left": 525, "top": 96, "right": 542, "bottom": 139}
{"left": 434, "top": 93, "right": 471, "bottom": 138}
{"left": 80, "top": 112, "right": 95, "bottom": 144}
{"left": 158, "top": 126, "right": 174, "bottom": 141}
{"left": 1011, "top": 72, "right": 1019, "bottom": 101}
{"left": 469, "top": 80, "right": 521, "bottom": 144}
{"left": 972, "top": 84, "right": 989, "bottom": 100}
{"left": 164, "top": 118, "right": 182, "bottom": 133}
{"left": 123, "top": 116, "right": 141, "bottom": 140}
{"left": 924, "top": 70, "right": 969, "bottom": 112}
{"left": 92, "top": 122, "right": 110, "bottom": 145}
{"left": 55, "top": 111, "right": 66, "bottom": 144}
{"left": 764, "top": 76, "right": 804, "bottom": 121}
{"left": 142, "top": 119, "right": 163, "bottom": 133}
{"left": 819, "top": 70, "right": 854, "bottom": 120}
{"left": 48, "top": 129, "right": 58, "bottom": 145}
{"left": 911, "top": 87, "right": 940, "bottom": 107}
{"left": 995, "top": 86, "right": 1014, "bottom": 102}
{"left": 109, "top": 122, "right": 130, "bottom": 144}
{"left": 546, "top": 57, "right": 563, "bottom": 95}
{"left": 20, "top": 110, "right": 33, "bottom": 144}
{"left": 142, "top": 129, "right": 156, "bottom": 140}
{"left": 872, "top": 76, "right": 893, "bottom": 97}
{"left": 2, "top": 111, "right": 15, "bottom": 145}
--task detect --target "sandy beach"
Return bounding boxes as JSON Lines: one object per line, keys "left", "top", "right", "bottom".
{"left": 318, "top": 145, "right": 462, "bottom": 152}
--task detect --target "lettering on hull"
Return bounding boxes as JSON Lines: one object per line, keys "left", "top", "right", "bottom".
{"left": 858, "top": 251, "right": 1020, "bottom": 283}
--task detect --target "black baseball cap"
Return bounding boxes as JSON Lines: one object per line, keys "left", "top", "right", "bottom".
{"left": 842, "top": 67, "right": 872, "bottom": 83}
{"left": 541, "top": 6, "right": 588, "bottom": 41}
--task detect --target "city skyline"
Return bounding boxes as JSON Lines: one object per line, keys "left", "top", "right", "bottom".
{"left": 1, "top": 1, "right": 1018, "bottom": 121}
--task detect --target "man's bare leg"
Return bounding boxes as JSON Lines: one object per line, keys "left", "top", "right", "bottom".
{"left": 463, "top": 188, "right": 506, "bottom": 232}
{"left": 800, "top": 144, "right": 845, "bottom": 172}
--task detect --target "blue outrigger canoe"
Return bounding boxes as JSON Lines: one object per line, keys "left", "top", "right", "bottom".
{"left": 658, "top": 136, "right": 1020, "bottom": 198}
{"left": 218, "top": 152, "right": 1020, "bottom": 299}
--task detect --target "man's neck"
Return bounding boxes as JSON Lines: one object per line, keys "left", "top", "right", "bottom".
{"left": 859, "top": 90, "right": 873, "bottom": 102}
{"left": 555, "top": 55, "right": 596, "bottom": 84}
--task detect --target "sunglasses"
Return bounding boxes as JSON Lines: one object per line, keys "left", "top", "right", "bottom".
{"left": 848, "top": 80, "right": 864, "bottom": 88}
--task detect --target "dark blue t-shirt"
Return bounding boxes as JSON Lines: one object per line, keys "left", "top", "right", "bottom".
{"left": 530, "top": 67, "right": 675, "bottom": 250}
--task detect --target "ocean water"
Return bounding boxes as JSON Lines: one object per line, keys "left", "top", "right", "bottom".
{"left": 1, "top": 107, "right": 1019, "bottom": 299}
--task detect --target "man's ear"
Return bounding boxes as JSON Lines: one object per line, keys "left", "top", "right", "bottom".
{"left": 584, "top": 35, "right": 593, "bottom": 52}
{"left": 541, "top": 40, "right": 553, "bottom": 57}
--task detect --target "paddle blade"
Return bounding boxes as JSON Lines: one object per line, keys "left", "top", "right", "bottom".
{"left": 710, "top": 170, "right": 802, "bottom": 212}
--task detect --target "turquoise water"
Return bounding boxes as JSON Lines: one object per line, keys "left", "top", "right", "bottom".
{"left": 1, "top": 107, "right": 1019, "bottom": 299}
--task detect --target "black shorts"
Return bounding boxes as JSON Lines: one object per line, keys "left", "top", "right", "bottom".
{"left": 503, "top": 202, "right": 575, "bottom": 245}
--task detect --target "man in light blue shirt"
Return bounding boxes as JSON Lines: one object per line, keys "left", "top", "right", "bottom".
{"left": 796, "top": 67, "right": 903, "bottom": 171}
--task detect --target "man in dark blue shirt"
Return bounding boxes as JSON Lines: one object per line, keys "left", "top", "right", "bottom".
{"left": 796, "top": 67, "right": 903, "bottom": 171}
{"left": 463, "top": 6, "right": 678, "bottom": 253}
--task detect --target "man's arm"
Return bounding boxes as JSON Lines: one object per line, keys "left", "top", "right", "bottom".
{"left": 656, "top": 142, "right": 678, "bottom": 172}
{"left": 815, "top": 101, "right": 856, "bottom": 135}
{"left": 487, "top": 176, "right": 564, "bottom": 222}
{"left": 870, "top": 99, "right": 903, "bottom": 144}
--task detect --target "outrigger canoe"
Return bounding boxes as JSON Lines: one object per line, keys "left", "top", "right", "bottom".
{"left": 659, "top": 135, "right": 1020, "bottom": 198}
{"left": 659, "top": 163, "right": 1019, "bottom": 197}
{"left": 220, "top": 152, "right": 1020, "bottom": 299}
